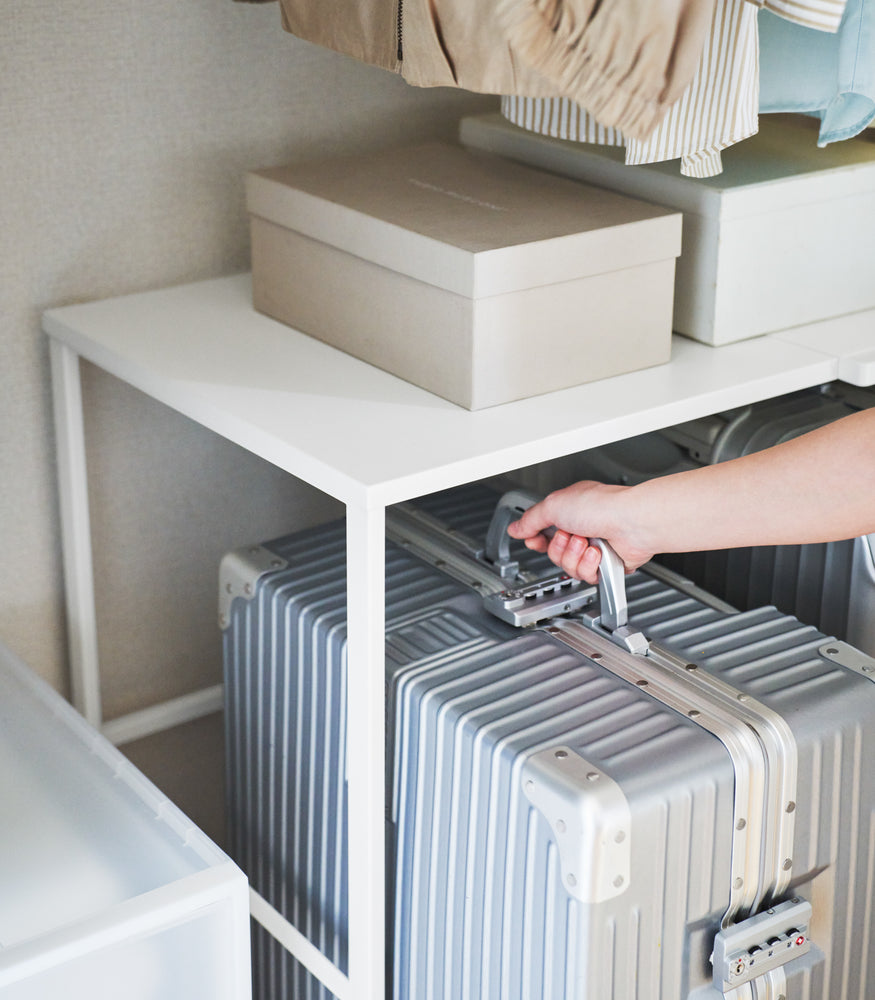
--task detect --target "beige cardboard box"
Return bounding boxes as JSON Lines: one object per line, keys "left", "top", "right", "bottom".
{"left": 246, "top": 143, "right": 681, "bottom": 409}
{"left": 461, "top": 114, "right": 875, "bottom": 346}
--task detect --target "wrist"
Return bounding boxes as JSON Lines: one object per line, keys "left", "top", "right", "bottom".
{"left": 612, "top": 479, "right": 661, "bottom": 561}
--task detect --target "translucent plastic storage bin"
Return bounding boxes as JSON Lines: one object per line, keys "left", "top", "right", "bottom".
{"left": 0, "top": 640, "right": 250, "bottom": 999}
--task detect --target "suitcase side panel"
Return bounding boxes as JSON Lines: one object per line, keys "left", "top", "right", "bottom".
{"left": 224, "top": 517, "right": 514, "bottom": 1000}
{"left": 224, "top": 523, "right": 350, "bottom": 1000}
{"left": 392, "top": 628, "right": 736, "bottom": 999}
{"left": 626, "top": 573, "right": 875, "bottom": 1000}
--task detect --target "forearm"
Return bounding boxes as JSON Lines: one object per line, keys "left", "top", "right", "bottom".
{"left": 623, "top": 407, "right": 875, "bottom": 554}
{"left": 508, "top": 407, "right": 875, "bottom": 584}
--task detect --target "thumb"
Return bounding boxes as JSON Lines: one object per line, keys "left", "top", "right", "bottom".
{"left": 507, "top": 501, "right": 554, "bottom": 540}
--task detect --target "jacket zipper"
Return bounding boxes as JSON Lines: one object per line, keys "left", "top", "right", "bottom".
{"left": 396, "top": 0, "right": 403, "bottom": 62}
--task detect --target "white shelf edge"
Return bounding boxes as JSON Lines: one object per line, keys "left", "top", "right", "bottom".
{"left": 42, "top": 274, "right": 844, "bottom": 508}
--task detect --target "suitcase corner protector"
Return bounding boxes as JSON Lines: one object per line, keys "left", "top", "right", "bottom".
{"left": 218, "top": 544, "right": 289, "bottom": 629}
{"left": 521, "top": 745, "right": 631, "bottom": 904}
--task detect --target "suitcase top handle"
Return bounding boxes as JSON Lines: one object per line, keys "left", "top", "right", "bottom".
{"left": 486, "top": 490, "right": 629, "bottom": 631}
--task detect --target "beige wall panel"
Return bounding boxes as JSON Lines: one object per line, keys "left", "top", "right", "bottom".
{"left": 81, "top": 362, "right": 343, "bottom": 720}
{"left": 0, "top": 0, "right": 495, "bottom": 703}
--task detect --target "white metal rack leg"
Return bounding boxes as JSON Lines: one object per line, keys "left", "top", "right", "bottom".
{"left": 50, "top": 340, "right": 237, "bottom": 748}
{"left": 345, "top": 501, "right": 387, "bottom": 1000}
{"left": 221, "top": 502, "right": 388, "bottom": 999}
{"left": 50, "top": 338, "right": 389, "bottom": 999}
{"left": 49, "top": 339, "right": 103, "bottom": 728}
{"left": 248, "top": 887, "right": 352, "bottom": 998}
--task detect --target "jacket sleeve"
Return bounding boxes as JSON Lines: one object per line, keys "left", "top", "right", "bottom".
{"left": 260, "top": 0, "right": 720, "bottom": 144}
{"left": 275, "top": 0, "right": 401, "bottom": 72}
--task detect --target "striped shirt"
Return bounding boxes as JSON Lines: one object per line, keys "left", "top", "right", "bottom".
{"left": 760, "top": 0, "right": 846, "bottom": 29}
{"left": 502, "top": 0, "right": 847, "bottom": 177}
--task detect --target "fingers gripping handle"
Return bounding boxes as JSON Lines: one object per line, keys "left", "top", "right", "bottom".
{"left": 487, "top": 490, "right": 628, "bottom": 629}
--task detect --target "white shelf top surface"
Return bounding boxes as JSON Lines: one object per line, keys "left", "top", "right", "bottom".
{"left": 772, "top": 309, "right": 875, "bottom": 387}
{"left": 44, "top": 273, "right": 843, "bottom": 506}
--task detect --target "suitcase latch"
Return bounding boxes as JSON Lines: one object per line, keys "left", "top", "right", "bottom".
{"left": 819, "top": 641, "right": 875, "bottom": 682}
{"left": 711, "top": 897, "right": 812, "bottom": 993}
{"left": 482, "top": 574, "right": 597, "bottom": 627}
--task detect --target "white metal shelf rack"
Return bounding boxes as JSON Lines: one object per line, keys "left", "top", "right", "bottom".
{"left": 43, "top": 272, "right": 872, "bottom": 1000}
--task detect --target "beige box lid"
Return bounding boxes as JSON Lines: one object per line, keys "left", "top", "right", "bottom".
{"left": 246, "top": 143, "right": 681, "bottom": 299}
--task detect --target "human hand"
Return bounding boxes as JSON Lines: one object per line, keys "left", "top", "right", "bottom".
{"left": 506, "top": 481, "right": 654, "bottom": 584}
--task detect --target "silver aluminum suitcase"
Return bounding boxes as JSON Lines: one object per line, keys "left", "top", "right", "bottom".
{"left": 222, "top": 482, "right": 875, "bottom": 999}
{"left": 507, "top": 384, "right": 875, "bottom": 655}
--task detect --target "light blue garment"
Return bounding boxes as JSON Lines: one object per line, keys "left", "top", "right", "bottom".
{"left": 759, "top": 0, "right": 875, "bottom": 144}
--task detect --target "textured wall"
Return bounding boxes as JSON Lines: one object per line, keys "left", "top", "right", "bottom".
{"left": 0, "top": 2, "right": 494, "bottom": 832}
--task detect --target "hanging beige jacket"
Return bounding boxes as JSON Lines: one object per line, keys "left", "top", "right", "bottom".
{"left": 502, "top": 0, "right": 847, "bottom": 177}
{"left": 257, "top": 0, "right": 717, "bottom": 141}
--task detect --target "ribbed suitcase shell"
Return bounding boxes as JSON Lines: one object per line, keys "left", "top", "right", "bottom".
{"left": 223, "top": 517, "right": 498, "bottom": 1000}
{"left": 507, "top": 385, "right": 875, "bottom": 655}
{"left": 223, "top": 483, "right": 875, "bottom": 999}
